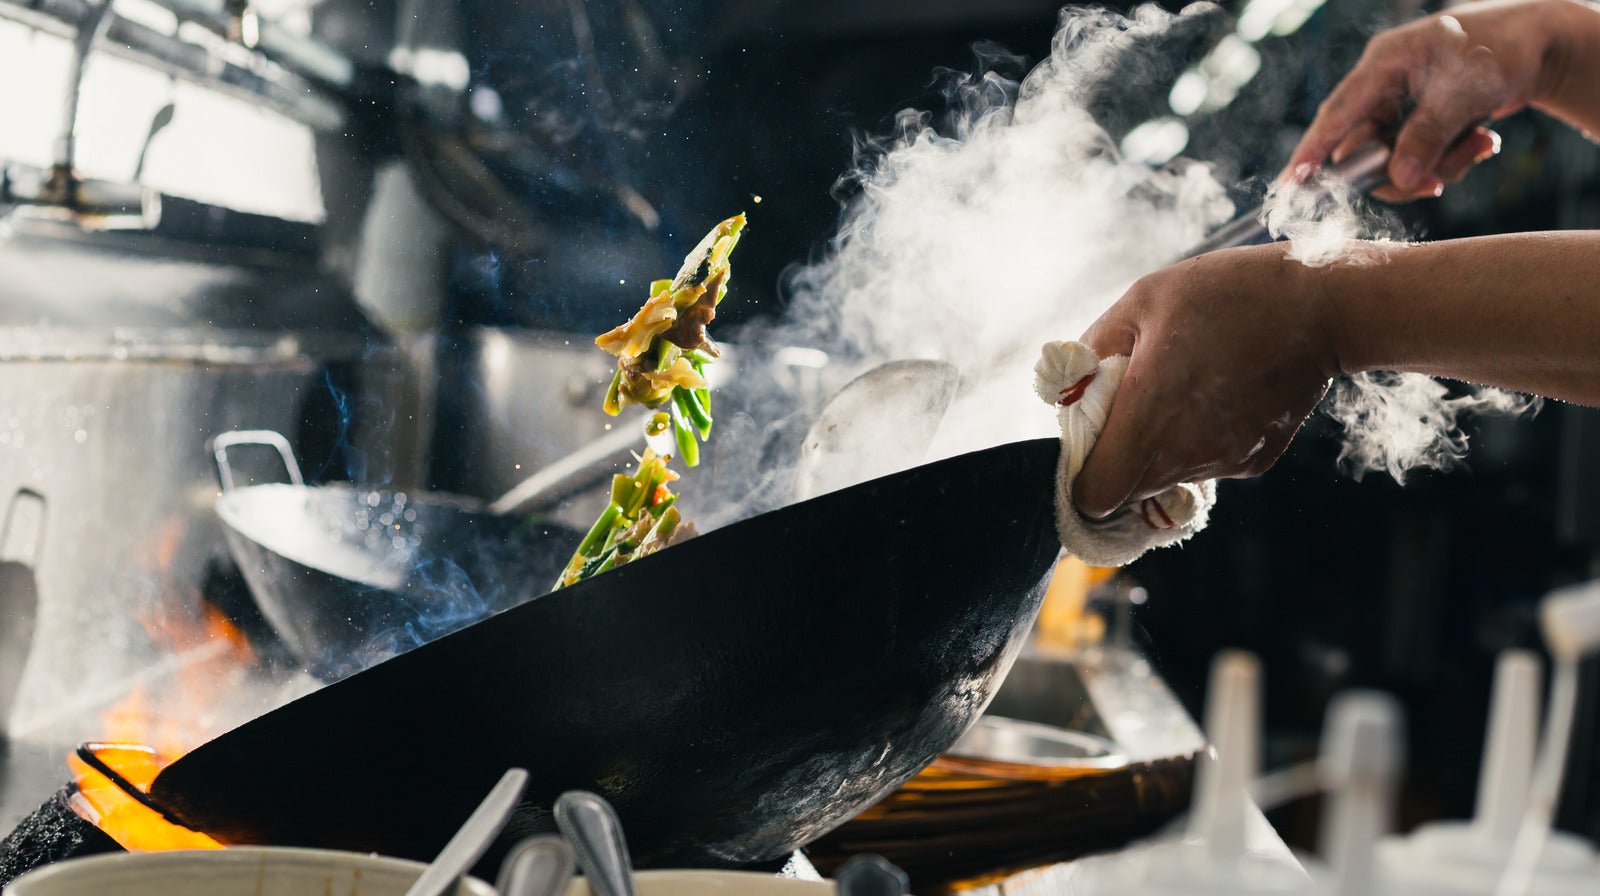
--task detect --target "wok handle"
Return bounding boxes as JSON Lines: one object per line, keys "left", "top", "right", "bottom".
{"left": 210, "top": 430, "right": 305, "bottom": 491}
{"left": 74, "top": 743, "right": 196, "bottom": 829}
{"left": 1, "top": 487, "right": 46, "bottom": 570}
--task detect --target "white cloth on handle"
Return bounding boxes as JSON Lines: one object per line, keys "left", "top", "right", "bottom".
{"left": 1034, "top": 340, "right": 1216, "bottom": 567}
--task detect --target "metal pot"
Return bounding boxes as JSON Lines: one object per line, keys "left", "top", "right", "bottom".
{"left": 0, "top": 219, "right": 416, "bottom": 740}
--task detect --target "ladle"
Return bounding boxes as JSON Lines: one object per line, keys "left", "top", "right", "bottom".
{"left": 553, "top": 790, "right": 636, "bottom": 896}
{"left": 403, "top": 767, "right": 530, "bottom": 896}
{"left": 793, "top": 359, "right": 961, "bottom": 501}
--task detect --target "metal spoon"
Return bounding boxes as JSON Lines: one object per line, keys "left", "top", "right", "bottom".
{"left": 553, "top": 790, "right": 636, "bottom": 896}
{"left": 404, "top": 767, "right": 530, "bottom": 896}
{"left": 834, "top": 855, "right": 910, "bottom": 896}
{"left": 793, "top": 359, "right": 961, "bottom": 501}
{"left": 496, "top": 834, "right": 576, "bottom": 896}
{"left": 1180, "top": 142, "right": 1392, "bottom": 258}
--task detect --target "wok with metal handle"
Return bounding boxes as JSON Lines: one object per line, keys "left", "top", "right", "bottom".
{"left": 150, "top": 436, "right": 1061, "bottom": 869}
{"left": 211, "top": 431, "right": 583, "bottom": 680}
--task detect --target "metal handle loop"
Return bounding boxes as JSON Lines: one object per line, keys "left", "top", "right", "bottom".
{"left": 1, "top": 488, "right": 46, "bottom": 570}
{"left": 210, "top": 430, "right": 304, "bottom": 491}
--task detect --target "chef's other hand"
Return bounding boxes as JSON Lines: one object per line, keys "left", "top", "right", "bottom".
{"left": 1281, "top": 0, "right": 1600, "bottom": 202}
{"left": 1072, "top": 243, "right": 1339, "bottom": 521}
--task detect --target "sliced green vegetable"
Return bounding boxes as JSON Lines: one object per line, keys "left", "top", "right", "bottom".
{"left": 601, "top": 369, "right": 623, "bottom": 416}
{"left": 576, "top": 504, "right": 621, "bottom": 557}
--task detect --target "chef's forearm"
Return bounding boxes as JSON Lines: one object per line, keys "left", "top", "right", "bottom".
{"left": 1318, "top": 231, "right": 1600, "bottom": 406}
{"left": 1535, "top": 0, "right": 1600, "bottom": 137}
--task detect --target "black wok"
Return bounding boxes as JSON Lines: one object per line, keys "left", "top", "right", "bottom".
{"left": 151, "top": 437, "right": 1061, "bottom": 869}
{"left": 210, "top": 430, "right": 582, "bottom": 679}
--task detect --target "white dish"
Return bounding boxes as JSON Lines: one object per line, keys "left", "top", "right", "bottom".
{"left": 565, "top": 870, "right": 835, "bottom": 896}
{"left": 3, "top": 846, "right": 497, "bottom": 896}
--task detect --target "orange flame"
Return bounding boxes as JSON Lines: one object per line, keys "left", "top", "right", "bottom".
{"left": 69, "top": 584, "right": 259, "bottom": 851}
{"left": 68, "top": 745, "right": 221, "bottom": 851}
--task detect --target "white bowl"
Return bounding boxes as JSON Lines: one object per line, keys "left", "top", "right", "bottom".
{"left": 565, "top": 870, "right": 835, "bottom": 896}
{"left": 3, "top": 846, "right": 497, "bottom": 896}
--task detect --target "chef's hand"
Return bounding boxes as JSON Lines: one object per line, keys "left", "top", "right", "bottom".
{"left": 1071, "top": 243, "right": 1340, "bottom": 521}
{"left": 1282, "top": 0, "right": 1600, "bottom": 202}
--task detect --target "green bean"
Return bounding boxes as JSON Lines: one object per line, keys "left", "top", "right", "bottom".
{"left": 648, "top": 493, "right": 678, "bottom": 517}
{"left": 655, "top": 343, "right": 681, "bottom": 373}
{"left": 648, "top": 505, "right": 681, "bottom": 544}
{"left": 576, "top": 504, "right": 621, "bottom": 556}
{"left": 623, "top": 471, "right": 653, "bottom": 516}
{"left": 685, "top": 388, "right": 713, "bottom": 438}
{"left": 673, "top": 411, "right": 699, "bottom": 466}
{"left": 601, "top": 369, "right": 623, "bottom": 416}
{"left": 610, "top": 474, "right": 635, "bottom": 508}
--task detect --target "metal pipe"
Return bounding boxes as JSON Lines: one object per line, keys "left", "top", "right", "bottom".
{"left": 0, "top": 0, "right": 345, "bottom": 131}
{"left": 145, "top": 0, "right": 355, "bottom": 88}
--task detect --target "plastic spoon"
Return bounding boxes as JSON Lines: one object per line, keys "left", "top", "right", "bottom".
{"left": 554, "top": 791, "right": 636, "bottom": 896}
{"left": 404, "top": 768, "right": 530, "bottom": 896}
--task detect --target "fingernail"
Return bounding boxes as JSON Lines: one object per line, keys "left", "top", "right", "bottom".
{"left": 1283, "top": 162, "right": 1315, "bottom": 185}
{"left": 1392, "top": 157, "right": 1425, "bottom": 190}
{"left": 1480, "top": 130, "right": 1502, "bottom": 161}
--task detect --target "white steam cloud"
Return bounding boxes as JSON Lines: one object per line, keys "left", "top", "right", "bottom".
{"left": 1263, "top": 168, "right": 1541, "bottom": 481}
{"left": 711, "top": 2, "right": 1535, "bottom": 519}
{"left": 1326, "top": 373, "right": 1541, "bottom": 483}
{"left": 739, "top": 5, "right": 1232, "bottom": 478}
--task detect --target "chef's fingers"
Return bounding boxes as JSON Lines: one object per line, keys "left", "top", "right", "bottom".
{"left": 1078, "top": 315, "right": 1136, "bottom": 362}
{"left": 1282, "top": 69, "right": 1403, "bottom": 183}
{"left": 1234, "top": 422, "right": 1298, "bottom": 479}
{"left": 1331, "top": 121, "right": 1381, "bottom": 166}
{"left": 1435, "top": 125, "right": 1500, "bottom": 184}
{"left": 1388, "top": 51, "right": 1499, "bottom": 193}
{"left": 1072, "top": 372, "right": 1156, "bottom": 521}
{"left": 1074, "top": 441, "right": 1155, "bottom": 521}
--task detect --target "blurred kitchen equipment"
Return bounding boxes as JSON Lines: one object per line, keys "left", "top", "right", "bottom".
{"left": 0, "top": 489, "right": 44, "bottom": 736}
{"left": 496, "top": 836, "right": 574, "bottom": 896}
{"left": 211, "top": 430, "right": 582, "bottom": 680}
{"left": 488, "top": 426, "right": 648, "bottom": 518}
{"left": 554, "top": 792, "right": 635, "bottom": 896}
{"left": 559, "top": 871, "right": 831, "bottom": 896}
{"left": 809, "top": 647, "right": 1204, "bottom": 888}
{"left": 406, "top": 768, "right": 528, "bottom": 896}
{"left": 1, "top": 847, "right": 497, "bottom": 896}
{"left": 147, "top": 437, "right": 1060, "bottom": 867}
{"left": 793, "top": 359, "right": 960, "bottom": 501}
{"left": 945, "top": 716, "right": 1124, "bottom": 770}
{"left": 1182, "top": 141, "right": 1392, "bottom": 258}
{"left": 0, "top": 218, "right": 415, "bottom": 738}
{"left": 833, "top": 856, "right": 907, "bottom": 896}
{"left": 432, "top": 328, "right": 741, "bottom": 524}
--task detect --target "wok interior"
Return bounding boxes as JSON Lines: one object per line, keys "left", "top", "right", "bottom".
{"left": 216, "top": 483, "right": 582, "bottom": 678}
{"left": 217, "top": 484, "right": 425, "bottom": 591}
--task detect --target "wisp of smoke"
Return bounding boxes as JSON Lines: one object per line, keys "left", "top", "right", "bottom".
{"left": 1326, "top": 372, "right": 1542, "bottom": 484}
{"left": 757, "top": 5, "right": 1232, "bottom": 470}
{"left": 724, "top": 1, "right": 1539, "bottom": 508}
